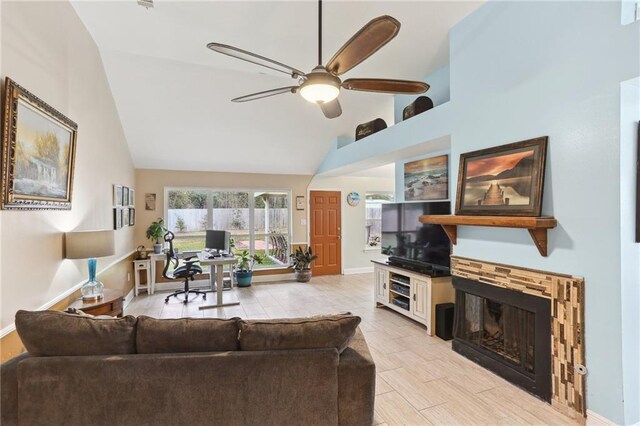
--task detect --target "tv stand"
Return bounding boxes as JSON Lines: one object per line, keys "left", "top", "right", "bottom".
{"left": 387, "top": 257, "right": 450, "bottom": 277}
{"left": 372, "top": 260, "right": 454, "bottom": 335}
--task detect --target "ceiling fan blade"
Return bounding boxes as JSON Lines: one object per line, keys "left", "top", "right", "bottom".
{"left": 326, "top": 16, "right": 400, "bottom": 76}
{"left": 342, "top": 78, "right": 429, "bottom": 94}
{"left": 207, "top": 42, "right": 305, "bottom": 78}
{"left": 232, "top": 86, "right": 298, "bottom": 103}
{"left": 319, "top": 99, "right": 342, "bottom": 119}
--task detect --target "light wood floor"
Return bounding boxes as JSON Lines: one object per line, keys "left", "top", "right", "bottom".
{"left": 126, "top": 273, "right": 581, "bottom": 426}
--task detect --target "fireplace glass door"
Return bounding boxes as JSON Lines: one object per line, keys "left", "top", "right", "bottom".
{"left": 457, "top": 293, "right": 535, "bottom": 373}
{"left": 452, "top": 277, "right": 551, "bottom": 401}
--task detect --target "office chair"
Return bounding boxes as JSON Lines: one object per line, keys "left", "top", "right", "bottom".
{"left": 163, "top": 231, "right": 207, "bottom": 304}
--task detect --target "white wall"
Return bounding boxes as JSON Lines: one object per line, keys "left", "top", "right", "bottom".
{"left": 0, "top": 1, "right": 135, "bottom": 330}
{"left": 308, "top": 176, "right": 394, "bottom": 273}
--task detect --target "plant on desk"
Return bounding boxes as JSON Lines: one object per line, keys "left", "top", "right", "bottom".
{"left": 234, "top": 250, "right": 264, "bottom": 287}
{"left": 289, "top": 247, "right": 318, "bottom": 283}
{"left": 146, "top": 218, "right": 167, "bottom": 254}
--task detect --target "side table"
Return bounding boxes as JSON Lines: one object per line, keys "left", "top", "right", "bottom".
{"left": 134, "top": 259, "right": 153, "bottom": 295}
{"left": 67, "top": 289, "right": 125, "bottom": 317}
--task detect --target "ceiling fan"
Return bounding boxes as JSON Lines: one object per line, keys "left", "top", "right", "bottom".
{"left": 206, "top": 0, "right": 429, "bottom": 119}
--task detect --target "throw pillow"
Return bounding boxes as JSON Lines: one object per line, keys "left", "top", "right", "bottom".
{"left": 15, "top": 310, "right": 137, "bottom": 356}
{"left": 238, "top": 314, "right": 361, "bottom": 353}
{"left": 136, "top": 316, "right": 241, "bottom": 353}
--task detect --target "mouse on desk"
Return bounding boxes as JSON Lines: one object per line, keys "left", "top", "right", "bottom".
{"left": 208, "top": 253, "right": 221, "bottom": 259}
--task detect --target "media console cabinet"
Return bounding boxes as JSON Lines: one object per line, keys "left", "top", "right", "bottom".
{"left": 372, "top": 260, "right": 454, "bottom": 335}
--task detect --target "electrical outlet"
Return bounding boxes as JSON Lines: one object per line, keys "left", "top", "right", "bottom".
{"left": 300, "top": 219, "right": 307, "bottom": 226}
{"left": 127, "top": 272, "right": 131, "bottom": 282}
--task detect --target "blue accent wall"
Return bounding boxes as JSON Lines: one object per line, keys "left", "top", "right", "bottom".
{"left": 394, "top": 65, "right": 450, "bottom": 124}
{"left": 448, "top": 2, "right": 638, "bottom": 422}
{"left": 318, "top": 1, "right": 639, "bottom": 422}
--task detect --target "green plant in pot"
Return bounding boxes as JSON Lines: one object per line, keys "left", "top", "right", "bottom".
{"left": 289, "top": 247, "right": 318, "bottom": 283}
{"left": 146, "top": 218, "right": 167, "bottom": 254}
{"left": 235, "top": 250, "right": 264, "bottom": 287}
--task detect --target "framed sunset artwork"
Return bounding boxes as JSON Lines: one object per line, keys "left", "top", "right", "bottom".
{"left": 455, "top": 137, "right": 548, "bottom": 216}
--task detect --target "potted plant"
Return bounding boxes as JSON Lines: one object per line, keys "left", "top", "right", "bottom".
{"left": 289, "top": 247, "right": 318, "bottom": 282}
{"left": 234, "top": 250, "right": 264, "bottom": 287}
{"left": 146, "top": 218, "right": 166, "bottom": 254}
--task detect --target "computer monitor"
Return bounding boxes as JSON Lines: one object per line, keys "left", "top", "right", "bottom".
{"left": 205, "top": 230, "right": 230, "bottom": 253}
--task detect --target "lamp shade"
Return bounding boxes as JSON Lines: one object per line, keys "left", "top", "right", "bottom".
{"left": 65, "top": 230, "right": 115, "bottom": 259}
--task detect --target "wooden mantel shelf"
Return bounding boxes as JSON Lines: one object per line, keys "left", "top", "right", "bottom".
{"left": 419, "top": 215, "right": 558, "bottom": 257}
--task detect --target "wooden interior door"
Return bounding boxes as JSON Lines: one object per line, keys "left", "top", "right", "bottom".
{"left": 310, "top": 191, "right": 342, "bottom": 275}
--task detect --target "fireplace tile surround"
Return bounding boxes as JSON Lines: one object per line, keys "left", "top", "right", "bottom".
{"left": 450, "top": 256, "right": 586, "bottom": 420}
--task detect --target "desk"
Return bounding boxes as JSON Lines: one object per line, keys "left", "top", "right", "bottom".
{"left": 68, "top": 289, "right": 124, "bottom": 317}
{"left": 197, "top": 253, "right": 239, "bottom": 310}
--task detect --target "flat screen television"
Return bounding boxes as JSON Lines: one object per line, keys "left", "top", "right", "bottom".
{"left": 381, "top": 201, "right": 451, "bottom": 274}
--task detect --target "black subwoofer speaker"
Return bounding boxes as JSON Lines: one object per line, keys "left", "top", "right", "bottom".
{"left": 435, "top": 303, "right": 455, "bottom": 341}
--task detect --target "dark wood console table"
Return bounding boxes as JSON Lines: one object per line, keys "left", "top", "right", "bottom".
{"left": 68, "top": 289, "right": 124, "bottom": 317}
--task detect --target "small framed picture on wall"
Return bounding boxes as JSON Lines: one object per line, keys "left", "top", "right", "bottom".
{"left": 122, "top": 187, "right": 129, "bottom": 206}
{"left": 296, "top": 196, "right": 305, "bottom": 210}
{"left": 122, "top": 207, "right": 130, "bottom": 227}
{"left": 129, "top": 208, "right": 136, "bottom": 226}
{"left": 145, "top": 193, "right": 156, "bottom": 211}
{"left": 114, "top": 185, "right": 123, "bottom": 207}
{"left": 113, "top": 208, "right": 122, "bottom": 230}
{"left": 129, "top": 189, "right": 135, "bottom": 207}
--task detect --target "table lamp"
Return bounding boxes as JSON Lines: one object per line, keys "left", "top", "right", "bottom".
{"left": 65, "top": 230, "right": 115, "bottom": 301}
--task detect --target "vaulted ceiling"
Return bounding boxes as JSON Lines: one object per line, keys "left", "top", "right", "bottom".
{"left": 72, "top": 1, "right": 481, "bottom": 175}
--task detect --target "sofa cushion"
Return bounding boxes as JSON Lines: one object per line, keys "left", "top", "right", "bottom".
{"left": 239, "top": 314, "right": 361, "bottom": 353}
{"left": 136, "top": 316, "right": 241, "bottom": 353}
{"left": 15, "top": 310, "right": 137, "bottom": 356}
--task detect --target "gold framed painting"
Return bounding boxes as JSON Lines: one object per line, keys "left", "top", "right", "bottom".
{"left": 1, "top": 78, "right": 78, "bottom": 210}
{"left": 455, "top": 137, "right": 548, "bottom": 216}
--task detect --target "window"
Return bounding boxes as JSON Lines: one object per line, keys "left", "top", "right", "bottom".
{"left": 365, "top": 193, "right": 394, "bottom": 248}
{"left": 166, "top": 188, "right": 291, "bottom": 269}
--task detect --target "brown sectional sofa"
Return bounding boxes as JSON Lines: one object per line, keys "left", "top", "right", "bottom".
{"left": 1, "top": 311, "right": 375, "bottom": 426}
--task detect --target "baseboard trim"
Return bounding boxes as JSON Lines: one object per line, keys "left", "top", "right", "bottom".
{"left": 586, "top": 410, "right": 615, "bottom": 425}
{"left": 0, "top": 249, "right": 135, "bottom": 338}
{"left": 252, "top": 273, "right": 295, "bottom": 283}
{"left": 123, "top": 288, "right": 135, "bottom": 309}
{"left": 343, "top": 267, "right": 374, "bottom": 275}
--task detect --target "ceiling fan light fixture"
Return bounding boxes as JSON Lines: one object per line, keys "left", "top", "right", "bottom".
{"left": 299, "top": 67, "right": 341, "bottom": 104}
{"left": 300, "top": 82, "right": 340, "bottom": 104}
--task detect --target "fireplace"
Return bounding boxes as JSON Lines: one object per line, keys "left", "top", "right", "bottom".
{"left": 450, "top": 257, "right": 585, "bottom": 419}
{"left": 452, "top": 276, "right": 551, "bottom": 401}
